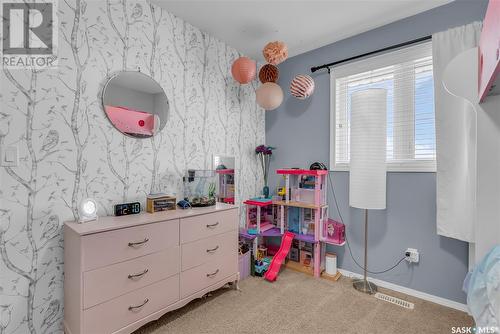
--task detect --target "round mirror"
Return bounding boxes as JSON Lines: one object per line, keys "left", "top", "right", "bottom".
{"left": 102, "top": 71, "right": 169, "bottom": 138}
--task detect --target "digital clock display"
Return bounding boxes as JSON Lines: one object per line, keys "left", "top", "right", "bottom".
{"left": 114, "top": 202, "right": 141, "bottom": 216}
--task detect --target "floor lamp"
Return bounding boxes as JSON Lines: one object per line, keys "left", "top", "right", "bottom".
{"left": 349, "top": 88, "right": 387, "bottom": 295}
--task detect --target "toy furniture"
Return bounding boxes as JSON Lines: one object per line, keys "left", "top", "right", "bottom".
{"left": 264, "top": 231, "right": 294, "bottom": 281}
{"left": 240, "top": 169, "right": 345, "bottom": 279}
{"left": 216, "top": 169, "right": 235, "bottom": 204}
{"left": 64, "top": 203, "right": 238, "bottom": 334}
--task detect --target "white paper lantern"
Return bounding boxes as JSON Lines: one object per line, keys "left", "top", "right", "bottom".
{"left": 256, "top": 82, "right": 283, "bottom": 110}
{"left": 349, "top": 89, "right": 387, "bottom": 210}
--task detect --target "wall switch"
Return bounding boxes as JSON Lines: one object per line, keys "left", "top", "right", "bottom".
{"left": 1, "top": 145, "right": 18, "bottom": 167}
{"left": 405, "top": 248, "right": 419, "bottom": 263}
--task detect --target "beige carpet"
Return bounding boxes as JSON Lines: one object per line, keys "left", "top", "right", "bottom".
{"left": 134, "top": 270, "right": 473, "bottom": 334}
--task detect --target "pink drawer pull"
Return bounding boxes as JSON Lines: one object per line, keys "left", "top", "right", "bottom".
{"left": 128, "top": 238, "right": 149, "bottom": 247}
{"left": 206, "top": 222, "right": 219, "bottom": 228}
{"left": 128, "top": 298, "right": 149, "bottom": 311}
{"left": 127, "top": 269, "right": 149, "bottom": 280}
{"left": 206, "top": 245, "right": 219, "bottom": 253}
{"left": 206, "top": 269, "right": 219, "bottom": 278}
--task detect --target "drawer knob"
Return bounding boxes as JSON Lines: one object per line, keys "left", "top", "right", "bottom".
{"left": 128, "top": 298, "right": 149, "bottom": 311}
{"left": 206, "top": 269, "right": 219, "bottom": 278}
{"left": 128, "top": 238, "right": 149, "bottom": 247}
{"left": 128, "top": 269, "right": 149, "bottom": 279}
{"left": 206, "top": 245, "right": 219, "bottom": 253}
{"left": 206, "top": 222, "right": 219, "bottom": 228}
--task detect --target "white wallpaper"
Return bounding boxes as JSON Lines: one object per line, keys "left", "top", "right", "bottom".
{"left": 0, "top": 1, "right": 264, "bottom": 333}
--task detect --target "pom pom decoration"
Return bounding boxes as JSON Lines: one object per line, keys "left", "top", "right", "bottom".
{"left": 290, "top": 74, "right": 315, "bottom": 99}
{"left": 231, "top": 57, "right": 256, "bottom": 84}
{"left": 262, "top": 41, "right": 288, "bottom": 65}
{"left": 256, "top": 82, "right": 284, "bottom": 111}
{"left": 259, "top": 64, "right": 279, "bottom": 83}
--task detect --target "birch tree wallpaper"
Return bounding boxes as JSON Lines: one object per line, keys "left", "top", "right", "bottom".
{"left": 0, "top": 1, "right": 265, "bottom": 333}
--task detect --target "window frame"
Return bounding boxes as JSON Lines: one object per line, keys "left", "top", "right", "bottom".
{"left": 329, "top": 42, "right": 437, "bottom": 173}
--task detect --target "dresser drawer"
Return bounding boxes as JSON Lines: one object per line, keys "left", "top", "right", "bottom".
{"left": 181, "top": 230, "right": 237, "bottom": 271}
{"left": 180, "top": 209, "right": 237, "bottom": 244}
{"left": 83, "top": 248, "right": 180, "bottom": 309}
{"left": 83, "top": 275, "right": 179, "bottom": 334}
{"left": 82, "top": 220, "right": 179, "bottom": 271}
{"left": 180, "top": 254, "right": 237, "bottom": 298}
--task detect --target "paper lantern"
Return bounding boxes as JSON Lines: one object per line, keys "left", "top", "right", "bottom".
{"left": 262, "top": 41, "right": 288, "bottom": 65}
{"left": 256, "top": 82, "right": 283, "bottom": 110}
{"left": 259, "top": 64, "right": 279, "bottom": 83}
{"left": 290, "top": 74, "right": 315, "bottom": 99}
{"left": 231, "top": 57, "right": 256, "bottom": 84}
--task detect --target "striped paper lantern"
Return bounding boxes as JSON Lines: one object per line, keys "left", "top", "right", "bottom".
{"left": 290, "top": 74, "right": 315, "bottom": 99}
{"left": 259, "top": 64, "right": 279, "bottom": 83}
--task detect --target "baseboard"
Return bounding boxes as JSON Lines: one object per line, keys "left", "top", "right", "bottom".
{"left": 338, "top": 269, "right": 469, "bottom": 313}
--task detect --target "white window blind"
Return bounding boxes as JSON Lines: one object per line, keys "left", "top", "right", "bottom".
{"left": 330, "top": 41, "right": 436, "bottom": 172}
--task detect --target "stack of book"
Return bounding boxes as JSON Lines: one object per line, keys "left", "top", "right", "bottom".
{"left": 146, "top": 193, "right": 176, "bottom": 213}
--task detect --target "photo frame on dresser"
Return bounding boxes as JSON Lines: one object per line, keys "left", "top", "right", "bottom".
{"left": 213, "top": 155, "right": 236, "bottom": 205}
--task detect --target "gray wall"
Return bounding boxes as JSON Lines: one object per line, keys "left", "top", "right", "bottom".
{"left": 266, "top": 0, "right": 488, "bottom": 303}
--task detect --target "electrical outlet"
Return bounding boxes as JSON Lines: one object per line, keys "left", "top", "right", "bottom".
{"left": 0, "top": 144, "right": 18, "bottom": 167}
{"left": 405, "top": 248, "right": 419, "bottom": 263}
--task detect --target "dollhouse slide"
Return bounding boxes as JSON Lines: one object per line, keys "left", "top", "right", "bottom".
{"left": 264, "top": 231, "right": 295, "bottom": 282}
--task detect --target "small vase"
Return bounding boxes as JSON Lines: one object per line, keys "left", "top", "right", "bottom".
{"left": 263, "top": 185, "right": 270, "bottom": 199}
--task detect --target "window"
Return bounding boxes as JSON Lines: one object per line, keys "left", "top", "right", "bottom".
{"left": 330, "top": 42, "right": 436, "bottom": 172}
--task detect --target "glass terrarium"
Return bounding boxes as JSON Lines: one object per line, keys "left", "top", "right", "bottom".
{"left": 182, "top": 169, "right": 217, "bottom": 207}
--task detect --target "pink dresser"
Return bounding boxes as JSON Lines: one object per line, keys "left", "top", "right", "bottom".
{"left": 64, "top": 203, "right": 239, "bottom": 334}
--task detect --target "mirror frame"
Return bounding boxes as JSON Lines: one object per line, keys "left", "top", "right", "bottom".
{"left": 101, "top": 70, "right": 169, "bottom": 139}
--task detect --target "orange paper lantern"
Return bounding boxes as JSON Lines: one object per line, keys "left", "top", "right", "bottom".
{"left": 262, "top": 41, "right": 288, "bottom": 65}
{"left": 231, "top": 57, "right": 256, "bottom": 84}
{"left": 259, "top": 64, "right": 279, "bottom": 83}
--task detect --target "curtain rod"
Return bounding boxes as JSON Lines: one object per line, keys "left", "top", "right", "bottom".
{"left": 310, "top": 35, "right": 432, "bottom": 73}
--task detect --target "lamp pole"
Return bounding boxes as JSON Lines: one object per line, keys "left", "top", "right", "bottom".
{"left": 353, "top": 209, "right": 378, "bottom": 294}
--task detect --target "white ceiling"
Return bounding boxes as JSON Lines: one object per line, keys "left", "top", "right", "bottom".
{"left": 151, "top": 0, "right": 453, "bottom": 60}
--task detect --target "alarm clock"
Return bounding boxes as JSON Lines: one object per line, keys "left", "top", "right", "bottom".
{"left": 114, "top": 202, "right": 141, "bottom": 216}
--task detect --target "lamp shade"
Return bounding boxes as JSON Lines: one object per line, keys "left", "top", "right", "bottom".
{"left": 256, "top": 82, "right": 283, "bottom": 110}
{"left": 349, "top": 89, "right": 387, "bottom": 210}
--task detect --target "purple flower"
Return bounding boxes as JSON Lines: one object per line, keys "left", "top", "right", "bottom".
{"left": 255, "top": 145, "right": 266, "bottom": 154}
{"left": 255, "top": 145, "right": 275, "bottom": 155}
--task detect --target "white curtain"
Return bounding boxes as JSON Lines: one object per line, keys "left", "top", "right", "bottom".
{"left": 433, "top": 21, "right": 482, "bottom": 242}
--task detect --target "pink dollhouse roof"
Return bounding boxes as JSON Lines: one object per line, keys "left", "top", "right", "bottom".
{"left": 276, "top": 169, "right": 328, "bottom": 176}
{"left": 243, "top": 198, "right": 273, "bottom": 207}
